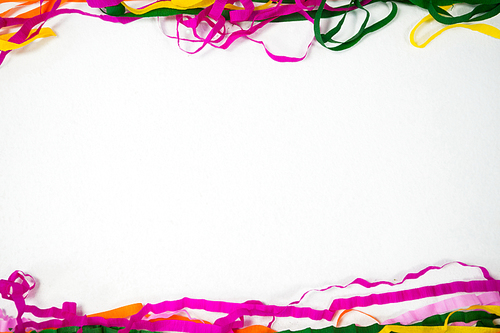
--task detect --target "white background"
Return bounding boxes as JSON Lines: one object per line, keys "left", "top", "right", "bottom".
{"left": 1, "top": 2, "right": 500, "bottom": 329}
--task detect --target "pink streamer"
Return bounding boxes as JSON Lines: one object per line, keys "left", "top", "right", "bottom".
{"left": 1, "top": 262, "right": 500, "bottom": 333}
{"left": 382, "top": 292, "right": 500, "bottom": 325}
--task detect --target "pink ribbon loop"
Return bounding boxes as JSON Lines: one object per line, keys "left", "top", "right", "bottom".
{"left": 0, "top": 271, "right": 35, "bottom": 301}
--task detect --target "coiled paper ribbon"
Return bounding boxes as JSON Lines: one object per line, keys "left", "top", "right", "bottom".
{"left": 1, "top": 262, "right": 500, "bottom": 333}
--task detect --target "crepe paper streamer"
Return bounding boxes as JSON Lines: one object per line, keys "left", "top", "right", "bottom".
{"left": 121, "top": 0, "right": 271, "bottom": 16}
{"left": 2, "top": 0, "right": 500, "bottom": 64}
{"left": 226, "top": 1, "right": 274, "bottom": 11}
{"left": 402, "top": 309, "right": 500, "bottom": 327}
{"left": 146, "top": 310, "right": 206, "bottom": 323}
{"left": 409, "top": 7, "right": 500, "bottom": 47}
{"left": 0, "top": 265, "right": 471, "bottom": 328}
{"left": 130, "top": 0, "right": 390, "bottom": 57}
{"left": 305, "top": 309, "right": 500, "bottom": 330}
{"left": 379, "top": 324, "right": 500, "bottom": 333}
{"left": 156, "top": 0, "right": 395, "bottom": 61}
{"left": 280, "top": 309, "right": 500, "bottom": 333}
{"left": 237, "top": 326, "right": 277, "bottom": 333}
{"left": 0, "top": 26, "right": 56, "bottom": 50}
{"left": 0, "top": 0, "right": 135, "bottom": 65}
{"left": 0, "top": 315, "right": 270, "bottom": 333}
{"left": 292, "top": 262, "right": 494, "bottom": 308}
{"left": 0, "top": 271, "right": 36, "bottom": 333}
{"left": 2, "top": 263, "right": 500, "bottom": 333}
{"left": 325, "top": 262, "right": 500, "bottom": 312}
{"left": 90, "top": 306, "right": 270, "bottom": 331}
{"left": 336, "top": 310, "right": 381, "bottom": 327}
{"left": 464, "top": 306, "right": 500, "bottom": 317}
{"left": 272, "top": 262, "right": 499, "bottom": 314}
{"left": 1, "top": 271, "right": 334, "bottom": 333}
{"left": 18, "top": 309, "right": 500, "bottom": 333}
{"left": 383, "top": 292, "right": 500, "bottom": 325}
{"left": 276, "top": 311, "right": 500, "bottom": 333}
{"left": 122, "top": 0, "right": 214, "bottom": 13}
{"left": 158, "top": 12, "right": 313, "bottom": 61}
{"left": 0, "top": 311, "right": 17, "bottom": 333}
{"left": 5, "top": 0, "right": 500, "bottom": 63}
{"left": 144, "top": 308, "right": 213, "bottom": 325}
{"left": 103, "top": 0, "right": 391, "bottom": 61}
{"left": 313, "top": 0, "right": 397, "bottom": 51}
{"left": 0, "top": 0, "right": 137, "bottom": 65}
{"left": 342, "top": 307, "right": 499, "bottom": 328}
{"left": 121, "top": 0, "right": 273, "bottom": 15}
{"left": 103, "top": 0, "right": 368, "bottom": 19}
{"left": 6, "top": 306, "right": 500, "bottom": 333}
{"left": 46, "top": 326, "right": 275, "bottom": 333}
{"left": 276, "top": 262, "right": 500, "bottom": 327}
{"left": 89, "top": 304, "right": 144, "bottom": 320}
{"left": 379, "top": 307, "right": 500, "bottom": 333}
{"left": 282, "top": 324, "right": 386, "bottom": 333}
{"left": 426, "top": 2, "right": 500, "bottom": 24}
{"left": 149, "top": 0, "right": 392, "bottom": 60}
{"left": 117, "top": 297, "right": 335, "bottom": 333}
{"left": 282, "top": 261, "right": 498, "bottom": 322}
{"left": 0, "top": 0, "right": 87, "bottom": 20}
{"left": 25, "top": 324, "right": 276, "bottom": 333}
{"left": 147, "top": 314, "right": 207, "bottom": 324}
{"left": 327, "top": 279, "right": 500, "bottom": 313}
{"left": 104, "top": 6, "right": 203, "bottom": 16}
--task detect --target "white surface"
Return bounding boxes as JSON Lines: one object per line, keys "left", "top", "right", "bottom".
{"left": 0, "top": 2, "right": 500, "bottom": 329}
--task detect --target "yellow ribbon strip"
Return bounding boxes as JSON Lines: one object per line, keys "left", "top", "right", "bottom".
{"left": 122, "top": 0, "right": 213, "bottom": 13}
{"left": 225, "top": 0, "right": 273, "bottom": 10}
{"left": 410, "top": 7, "right": 500, "bottom": 48}
{"left": 0, "top": 27, "right": 56, "bottom": 51}
{"left": 453, "top": 305, "right": 500, "bottom": 318}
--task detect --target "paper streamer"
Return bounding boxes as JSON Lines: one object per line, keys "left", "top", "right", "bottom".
{"left": 1, "top": 263, "right": 500, "bottom": 333}
{"left": 2, "top": 0, "right": 500, "bottom": 66}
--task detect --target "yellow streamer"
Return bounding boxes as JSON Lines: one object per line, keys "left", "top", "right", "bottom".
{"left": 225, "top": 0, "right": 273, "bottom": 10}
{"left": 410, "top": 7, "right": 500, "bottom": 48}
{"left": 0, "top": 28, "right": 56, "bottom": 51}
{"left": 122, "top": 0, "right": 214, "bottom": 13}
{"left": 122, "top": 0, "right": 273, "bottom": 14}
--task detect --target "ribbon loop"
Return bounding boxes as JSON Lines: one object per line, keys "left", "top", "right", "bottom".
{"left": 0, "top": 271, "right": 35, "bottom": 301}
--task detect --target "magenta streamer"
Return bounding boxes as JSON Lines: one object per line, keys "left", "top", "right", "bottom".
{"left": 1, "top": 262, "right": 499, "bottom": 333}
{"left": 0, "top": 0, "right": 137, "bottom": 66}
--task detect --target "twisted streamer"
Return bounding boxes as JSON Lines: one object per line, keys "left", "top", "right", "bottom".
{"left": 2, "top": 0, "right": 500, "bottom": 67}
{"left": 1, "top": 263, "right": 500, "bottom": 333}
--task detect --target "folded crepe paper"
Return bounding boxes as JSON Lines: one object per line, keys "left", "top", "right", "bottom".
{"left": 1, "top": 262, "right": 500, "bottom": 333}
{"left": 0, "top": 0, "right": 500, "bottom": 66}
